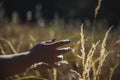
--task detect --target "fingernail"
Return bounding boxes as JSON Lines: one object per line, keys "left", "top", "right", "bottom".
{"left": 60, "top": 47, "right": 72, "bottom": 51}
{"left": 57, "top": 55, "right": 63, "bottom": 59}
{"left": 66, "top": 47, "right": 72, "bottom": 50}
{"left": 62, "top": 39, "right": 71, "bottom": 42}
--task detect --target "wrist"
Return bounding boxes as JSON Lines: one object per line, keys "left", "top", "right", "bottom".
{"left": 28, "top": 51, "right": 43, "bottom": 64}
{"left": 19, "top": 51, "right": 35, "bottom": 65}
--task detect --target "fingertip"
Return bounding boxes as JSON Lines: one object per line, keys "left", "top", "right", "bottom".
{"left": 51, "top": 39, "right": 71, "bottom": 48}
{"left": 56, "top": 47, "right": 72, "bottom": 55}
{"left": 61, "top": 39, "right": 71, "bottom": 43}
{"left": 64, "top": 47, "right": 73, "bottom": 53}
{"left": 56, "top": 55, "right": 63, "bottom": 61}
{"left": 58, "top": 47, "right": 72, "bottom": 51}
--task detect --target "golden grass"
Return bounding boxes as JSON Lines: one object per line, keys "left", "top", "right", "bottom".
{"left": 0, "top": 24, "right": 118, "bottom": 80}
{"left": 0, "top": 0, "right": 120, "bottom": 79}
{"left": 0, "top": 22, "right": 120, "bottom": 80}
{"left": 69, "top": 24, "right": 119, "bottom": 80}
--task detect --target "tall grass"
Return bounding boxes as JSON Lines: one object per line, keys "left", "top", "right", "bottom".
{"left": 71, "top": 24, "right": 119, "bottom": 80}
{"left": 0, "top": 23, "right": 120, "bottom": 80}
{"left": 0, "top": 0, "right": 120, "bottom": 79}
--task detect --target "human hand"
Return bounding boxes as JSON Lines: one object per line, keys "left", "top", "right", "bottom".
{"left": 29, "top": 39, "right": 71, "bottom": 67}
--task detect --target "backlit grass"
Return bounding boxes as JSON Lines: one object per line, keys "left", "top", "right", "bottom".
{"left": 0, "top": 21, "right": 120, "bottom": 80}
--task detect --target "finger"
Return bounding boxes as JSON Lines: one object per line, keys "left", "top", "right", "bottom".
{"left": 52, "top": 39, "right": 71, "bottom": 48}
{"left": 55, "top": 55, "right": 63, "bottom": 62}
{"left": 55, "top": 47, "right": 72, "bottom": 55}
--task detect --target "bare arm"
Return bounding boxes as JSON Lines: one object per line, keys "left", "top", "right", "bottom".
{"left": 0, "top": 51, "right": 32, "bottom": 77}
{"left": 0, "top": 39, "right": 71, "bottom": 78}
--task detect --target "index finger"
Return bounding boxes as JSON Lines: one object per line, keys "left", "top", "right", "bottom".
{"left": 51, "top": 39, "right": 71, "bottom": 48}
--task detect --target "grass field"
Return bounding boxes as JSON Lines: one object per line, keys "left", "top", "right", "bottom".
{"left": 0, "top": 20, "right": 120, "bottom": 80}
{"left": 0, "top": 0, "right": 120, "bottom": 79}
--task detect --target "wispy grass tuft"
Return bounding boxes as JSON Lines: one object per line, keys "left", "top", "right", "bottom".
{"left": 72, "top": 24, "right": 116, "bottom": 80}
{"left": 0, "top": 22, "right": 119, "bottom": 80}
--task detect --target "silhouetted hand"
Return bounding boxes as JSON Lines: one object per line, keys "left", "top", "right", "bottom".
{"left": 29, "top": 39, "right": 71, "bottom": 67}
{"left": 0, "top": 39, "right": 71, "bottom": 77}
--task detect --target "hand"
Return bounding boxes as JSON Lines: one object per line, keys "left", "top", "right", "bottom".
{"left": 29, "top": 39, "right": 71, "bottom": 67}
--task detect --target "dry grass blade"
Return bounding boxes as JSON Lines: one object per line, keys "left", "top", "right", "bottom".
{"left": 73, "top": 40, "right": 82, "bottom": 59}
{"left": 29, "top": 35, "right": 36, "bottom": 48}
{"left": 100, "top": 27, "right": 112, "bottom": 56}
{"left": 92, "top": 0, "right": 102, "bottom": 42}
{"left": 87, "top": 41, "right": 100, "bottom": 61}
{"left": 109, "top": 64, "right": 119, "bottom": 80}
{"left": 80, "top": 24, "right": 85, "bottom": 60}
{"left": 0, "top": 38, "right": 17, "bottom": 54}
{"left": 80, "top": 24, "right": 87, "bottom": 79}
{"left": 94, "top": 0, "right": 102, "bottom": 21}
{"left": 70, "top": 69, "right": 82, "bottom": 80}
{"left": 53, "top": 68, "right": 57, "bottom": 80}
{"left": 0, "top": 44, "right": 6, "bottom": 55}
{"left": 93, "top": 27, "right": 112, "bottom": 80}
{"left": 84, "top": 41, "right": 100, "bottom": 80}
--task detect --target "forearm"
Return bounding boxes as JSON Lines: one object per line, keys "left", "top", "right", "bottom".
{"left": 0, "top": 51, "right": 33, "bottom": 77}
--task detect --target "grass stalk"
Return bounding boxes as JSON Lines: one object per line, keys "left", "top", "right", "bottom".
{"left": 92, "top": 0, "right": 102, "bottom": 42}
{"left": 0, "top": 38, "right": 17, "bottom": 54}
{"left": 109, "top": 64, "right": 119, "bottom": 80}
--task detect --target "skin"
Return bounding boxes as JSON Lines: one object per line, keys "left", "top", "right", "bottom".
{"left": 0, "top": 39, "right": 71, "bottom": 78}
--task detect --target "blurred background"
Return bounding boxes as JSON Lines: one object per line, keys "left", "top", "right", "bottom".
{"left": 0, "top": 0, "right": 120, "bottom": 80}
{"left": 0, "top": 0, "right": 120, "bottom": 28}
